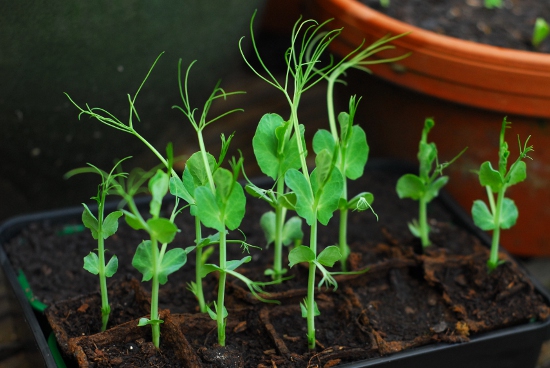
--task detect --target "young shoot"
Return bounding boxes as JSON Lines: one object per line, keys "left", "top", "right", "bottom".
{"left": 116, "top": 160, "right": 188, "bottom": 349}
{"left": 245, "top": 113, "right": 305, "bottom": 282}
{"left": 396, "top": 118, "right": 466, "bottom": 248}
{"left": 471, "top": 117, "right": 533, "bottom": 272}
{"left": 484, "top": 0, "right": 502, "bottom": 9}
{"left": 533, "top": 17, "right": 550, "bottom": 49}
{"left": 65, "top": 157, "right": 130, "bottom": 331}
{"left": 172, "top": 59, "right": 280, "bottom": 347}
{"left": 242, "top": 13, "right": 370, "bottom": 350}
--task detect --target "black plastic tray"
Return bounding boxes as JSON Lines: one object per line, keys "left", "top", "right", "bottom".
{"left": 1, "top": 160, "right": 549, "bottom": 368}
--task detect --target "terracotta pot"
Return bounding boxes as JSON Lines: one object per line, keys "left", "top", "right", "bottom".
{"left": 307, "top": 0, "right": 550, "bottom": 256}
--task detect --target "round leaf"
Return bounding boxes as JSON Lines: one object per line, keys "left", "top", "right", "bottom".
{"left": 396, "top": 174, "right": 424, "bottom": 200}
{"left": 288, "top": 245, "right": 315, "bottom": 267}
{"left": 471, "top": 200, "right": 495, "bottom": 231}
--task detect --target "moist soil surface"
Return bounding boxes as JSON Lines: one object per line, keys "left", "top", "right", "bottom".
{"left": 4, "top": 162, "right": 550, "bottom": 367}
{"left": 361, "top": 0, "right": 550, "bottom": 53}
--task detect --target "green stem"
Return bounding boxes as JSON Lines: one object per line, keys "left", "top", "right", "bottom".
{"left": 217, "top": 229, "right": 227, "bottom": 346}
{"left": 150, "top": 237, "right": 161, "bottom": 348}
{"left": 307, "top": 220, "right": 318, "bottom": 350}
{"left": 290, "top": 97, "right": 309, "bottom": 181}
{"left": 97, "top": 197, "right": 110, "bottom": 331}
{"left": 195, "top": 217, "right": 207, "bottom": 312}
{"left": 339, "top": 207, "right": 348, "bottom": 272}
{"left": 419, "top": 196, "right": 430, "bottom": 247}
{"left": 488, "top": 189, "right": 505, "bottom": 271}
{"left": 273, "top": 178, "right": 286, "bottom": 281}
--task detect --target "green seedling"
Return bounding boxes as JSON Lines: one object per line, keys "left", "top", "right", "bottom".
{"left": 471, "top": 117, "right": 533, "bottom": 272}
{"left": 484, "top": 0, "right": 502, "bottom": 9}
{"left": 172, "top": 59, "right": 280, "bottom": 347}
{"left": 116, "top": 156, "right": 188, "bottom": 349}
{"left": 65, "top": 158, "right": 129, "bottom": 331}
{"left": 323, "top": 33, "right": 408, "bottom": 270}
{"left": 380, "top": 0, "right": 390, "bottom": 7}
{"left": 242, "top": 13, "right": 379, "bottom": 350}
{"left": 396, "top": 118, "right": 466, "bottom": 248}
{"left": 533, "top": 17, "right": 550, "bottom": 49}
{"left": 245, "top": 112, "right": 305, "bottom": 282}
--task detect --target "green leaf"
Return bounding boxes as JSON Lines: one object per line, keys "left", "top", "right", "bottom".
{"left": 221, "top": 181, "right": 246, "bottom": 230}
{"left": 158, "top": 248, "right": 187, "bottom": 285}
{"left": 137, "top": 317, "right": 164, "bottom": 326}
{"left": 245, "top": 184, "right": 275, "bottom": 206}
{"left": 195, "top": 185, "right": 224, "bottom": 231}
{"left": 278, "top": 192, "right": 297, "bottom": 210}
{"left": 348, "top": 192, "right": 374, "bottom": 211}
{"left": 472, "top": 200, "right": 495, "bottom": 231}
{"left": 226, "top": 256, "right": 252, "bottom": 272}
{"left": 317, "top": 246, "right": 341, "bottom": 267}
{"left": 149, "top": 170, "right": 169, "bottom": 217}
{"left": 285, "top": 169, "right": 315, "bottom": 225}
{"left": 343, "top": 125, "right": 369, "bottom": 180}
{"left": 105, "top": 255, "right": 118, "bottom": 278}
{"left": 253, "top": 113, "right": 285, "bottom": 179}
{"left": 147, "top": 217, "right": 178, "bottom": 244}
{"left": 288, "top": 245, "right": 315, "bottom": 267}
{"left": 396, "top": 174, "right": 424, "bottom": 200}
{"left": 169, "top": 175, "right": 194, "bottom": 204}
{"left": 300, "top": 298, "right": 320, "bottom": 318}
{"left": 312, "top": 129, "right": 335, "bottom": 156}
{"left": 200, "top": 263, "right": 222, "bottom": 278}
{"left": 507, "top": 161, "right": 527, "bottom": 186}
{"left": 479, "top": 161, "right": 503, "bottom": 192}
{"left": 500, "top": 198, "right": 519, "bottom": 229}
{"left": 213, "top": 168, "right": 234, "bottom": 202}
{"left": 282, "top": 216, "right": 303, "bottom": 246}
{"left": 83, "top": 252, "right": 100, "bottom": 275}
{"left": 312, "top": 167, "right": 343, "bottom": 226}
{"left": 81, "top": 204, "right": 99, "bottom": 239}
{"left": 206, "top": 302, "right": 228, "bottom": 321}
{"left": 408, "top": 220, "right": 421, "bottom": 237}
{"left": 260, "top": 211, "right": 276, "bottom": 245}
{"left": 338, "top": 112, "right": 351, "bottom": 142}
{"left": 314, "top": 149, "right": 334, "bottom": 186}
{"left": 418, "top": 142, "right": 437, "bottom": 180}
{"left": 425, "top": 176, "right": 449, "bottom": 203}
{"left": 102, "top": 211, "right": 123, "bottom": 239}
{"left": 123, "top": 210, "right": 145, "bottom": 230}
{"left": 186, "top": 151, "right": 216, "bottom": 187}
{"left": 132, "top": 240, "right": 155, "bottom": 282}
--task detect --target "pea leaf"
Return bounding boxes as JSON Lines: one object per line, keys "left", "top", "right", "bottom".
{"left": 186, "top": 151, "right": 216, "bottom": 187}
{"left": 221, "top": 181, "right": 246, "bottom": 230}
{"left": 288, "top": 245, "right": 316, "bottom": 267}
{"left": 132, "top": 240, "right": 155, "bottom": 282}
{"left": 313, "top": 149, "right": 334, "bottom": 187}
{"left": 507, "top": 161, "right": 527, "bottom": 186}
{"left": 348, "top": 192, "right": 374, "bottom": 211}
{"left": 200, "top": 263, "right": 222, "bottom": 278}
{"left": 396, "top": 174, "right": 424, "bottom": 200}
{"left": 169, "top": 175, "right": 194, "bottom": 204}
{"left": 147, "top": 217, "right": 178, "bottom": 244}
{"left": 226, "top": 256, "right": 252, "bottom": 272}
{"left": 316, "top": 246, "right": 341, "bottom": 267}
{"left": 194, "top": 185, "right": 224, "bottom": 231}
{"left": 472, "top": 200, "right": 495, "bottom": 231}
{"left": 102, "top": 211, "right": 123, "bottom": 239}
{"left": 500, "top": 198, "right": 519, "bottom": 229}
{"left": 479, "top": 161, "right": 503, "bottom": 192}
{"left": 343, "top": 125, "right": 368, "bottom": 180}
{"left": 105, "top": 255, "right": 118, "bottom": 277}
{"left": 285, "top": 169, "right": 315, "bottom": 225}
{"left": 260, "top": 211, "right": 276, "bottom": 245}
{"left": 149, "top": 170, "right": 169, "bottom": 217}
{"left": 425, "top": 176, "right": 449, "bottom": 202}
{"left": 282, "top": 216, "right": 303, "bottom": 246}
{"left": 158, "top": 248, "right": 187, "bottom": 285}
{"left": 83, "top": 252, "right": 100, "bottom": 275}
{"left": 81, "top": 204, "right": 99, "bottom": 239}
{"left": 311, "top": 167, "right": 343, "bottom": 226}
{"left": 312, "top": 129, "right": 335, "bottom": 156}
{"left": 123, "top": 210, "right": 145, "bottom": 231}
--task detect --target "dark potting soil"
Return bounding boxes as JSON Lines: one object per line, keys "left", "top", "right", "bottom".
{"left": 362, "top": 0, "right": 550, "bottom": 53}
{"left": 3, "top": 164, "right": 550, "bottom": 367}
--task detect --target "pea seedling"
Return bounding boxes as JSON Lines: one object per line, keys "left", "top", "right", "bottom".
{"left": 471, "top": 117, "right": 533, "bottom": 272}
{"left": 533, "top": 17, "right": 550, "bottom": 49}
{"left": 172, "top": 58, "right": 280, "bottom": 347}
{"left": 242, "top": 13, "right": 399, "bottom": 349}
{"left": 65, "top": 158, "right": 129, "bottom": 331}
{"left": 484, "top": 0, "right": 502, "bottom": 9}
{"left": 396, "top": 118, "right": 466, "bottom": 248}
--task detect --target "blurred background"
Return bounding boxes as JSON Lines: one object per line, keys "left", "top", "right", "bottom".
{"left": 0, "top": 0, "right": 304, "bottom": 223}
